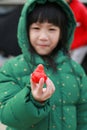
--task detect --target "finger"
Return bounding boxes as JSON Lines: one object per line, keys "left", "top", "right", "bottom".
{"left": 46, "top": 78, "right": 55, "bottom": 92}
{"left": 43, "top": 88, "right": 46, "bottom": 92}
{"left": 37, "top": 78, "right": 44, "bottom": 94}
{"left": 41, "top": 78, "right": 55, "bottom": 100}
{"left": 30, "top": 74, "right": 37, "bottom": 90}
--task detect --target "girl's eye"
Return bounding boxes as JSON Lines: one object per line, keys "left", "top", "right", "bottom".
{"left": 32, "top": 27, "right": 40, "bottom": 30}
{"left": 49, "top": 28, "right": 56, "bottom": 31}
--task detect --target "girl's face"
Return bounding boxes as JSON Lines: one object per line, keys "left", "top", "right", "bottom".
{"left": 29, "top": 22, "right": 60, "bottom": 55}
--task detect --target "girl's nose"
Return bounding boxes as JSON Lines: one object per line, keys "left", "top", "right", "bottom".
{"left": 39, "top": 31, "right": 48, "bottom": 40}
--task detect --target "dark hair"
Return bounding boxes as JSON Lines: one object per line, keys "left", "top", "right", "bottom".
{"left": 27, "top": 2, "right": 68, "bottom": 71}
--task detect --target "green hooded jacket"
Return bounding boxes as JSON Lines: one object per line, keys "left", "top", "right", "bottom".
{"left": 0, "top": 0, "right": 87, "bottom": 130}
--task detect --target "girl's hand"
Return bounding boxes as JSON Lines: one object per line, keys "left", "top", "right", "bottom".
{"left": 30, "top": 77, "right": 55, "bottom": 102}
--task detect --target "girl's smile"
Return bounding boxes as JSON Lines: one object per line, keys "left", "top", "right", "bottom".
{"left": 29, "top": 22, "right": 60, "bottom": 55}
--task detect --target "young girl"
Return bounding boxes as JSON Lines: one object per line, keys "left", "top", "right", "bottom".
{"left": 0, "top": 0, "right": 87, "bottom": 130}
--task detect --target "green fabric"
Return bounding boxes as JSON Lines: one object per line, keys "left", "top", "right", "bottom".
{"left": 0, "top": 54, "right": 87, "bottom": 130}
{"left": 0, "top": 0, "right": 87, "bottom": 130}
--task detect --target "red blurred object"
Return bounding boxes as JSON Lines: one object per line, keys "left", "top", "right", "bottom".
{"left": 31, "top": 64, "right": 47, "bottom": 83}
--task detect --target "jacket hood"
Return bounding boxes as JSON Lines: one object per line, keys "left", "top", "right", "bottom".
{"left": 17, "top": 0, "right": 76, "bottom": 58}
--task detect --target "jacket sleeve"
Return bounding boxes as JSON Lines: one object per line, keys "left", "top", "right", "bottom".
{"left": 77, "top": 68, "right": 87, "bottom": 130}
{"left": 0, "top": 61, "right": 50, "bottom": 129}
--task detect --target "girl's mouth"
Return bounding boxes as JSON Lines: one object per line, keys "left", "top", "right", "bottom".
{"left": 37, "top": 43, "right": 49, "bottom": 47}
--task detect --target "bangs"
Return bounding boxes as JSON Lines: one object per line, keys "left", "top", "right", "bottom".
{"left": 27, "top": 2, "right": 66, "bottom": 27}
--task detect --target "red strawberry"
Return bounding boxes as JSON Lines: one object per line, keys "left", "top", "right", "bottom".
{"left": 31, "top": 64, "right": 47, "bottom": 83}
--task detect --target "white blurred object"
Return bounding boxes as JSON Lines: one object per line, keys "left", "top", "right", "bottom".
{"left": 0, "top": 0, "right": 86, "bottom": 4}
{"left": 0, "top": 0, "right": 86, "bottom": 5}
{"left": 0, "top": 122, "right": 6, "bottom": 130}
{"left": 0, "top": 0, "right": 26, "bottom": 5}
{"left": 0, "top": 54, "right": 13, "bottom": 67}
{"left": 0, "top": 55, "right": 8, "bottom": 67}
{"left": 70, "top": 46, "right": 87, "bottom": 64}
{"left": 80, "top": 0, "right": 87, "bottom": 3}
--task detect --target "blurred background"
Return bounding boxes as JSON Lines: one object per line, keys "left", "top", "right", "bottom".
{"left": 0, "top": 1, "right": 25, "bottom": 129}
